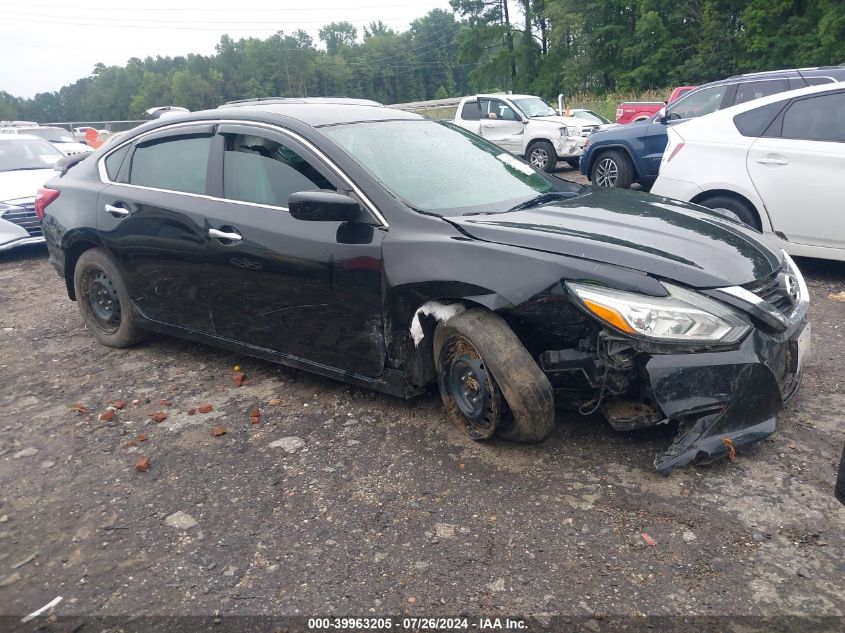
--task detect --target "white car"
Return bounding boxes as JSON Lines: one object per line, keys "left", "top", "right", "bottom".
{"left": 0, "top": 126, "right": 92, "bottom": 157}
{"left": 453, "top": 94, "right": 598, "bottom": 171}
{"left": 0, "top": 136, "right": 64, "bottom": 251}
{"left": 570, "top": 109, "right": 619, "bottom": 132}
{"left": 652, "top": 82, "right": 845, "bottom": 261}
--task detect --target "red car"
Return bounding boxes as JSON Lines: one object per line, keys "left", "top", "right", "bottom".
{"left": 615, "top": 86, "right": 697, "bottom": 124}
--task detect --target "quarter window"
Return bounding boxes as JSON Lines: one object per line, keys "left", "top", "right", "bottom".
{"left": 667, "top": 86, "right": 726, "bottom": 121}
{"left": 222, "top": 133, "right": 334, "bottom": 207}
{"left": 104, "top": 144, "right": 131, "bottom": 181}
{"left": 129, "top": 134, "right": 211, "bottom": 194}
{"left": 733, "top": 101, "right": 789, "bottom": 137}
{"left": 781, "top": 92, "right": 845, "bottom": 142}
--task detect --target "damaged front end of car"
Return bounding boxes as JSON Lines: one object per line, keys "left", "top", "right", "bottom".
{"left": 506, "top": 252, "right": 810, "bottom": 475}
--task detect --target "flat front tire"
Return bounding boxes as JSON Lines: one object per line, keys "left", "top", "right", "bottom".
{"left": 526, "top": 141, "right": 557, "bottom": 173}
{"left": 591, "top": 150, "right": 634, "bottom": 188}
{"left": 74, "top": 247, "right": 147, "bottom": 348}
{"left": 433, "top": 308, "right": 555, "bottom": 443}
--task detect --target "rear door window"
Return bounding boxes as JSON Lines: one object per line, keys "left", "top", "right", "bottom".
{"left": 129, "top": 134, "right": 212, "bottom": 194}
{"left": 780, "top": 92, "right": 845, "bottom": 142}
{"left": 733, "top": 79, "right": 790, "bottom": 106}
{"left": 460, "top": 100, "right": 480, "bottom": 121}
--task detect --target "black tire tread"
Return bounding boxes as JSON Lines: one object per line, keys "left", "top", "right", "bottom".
{"left": 74, "top": 247, "right": 147, "bottom": 348}
{"left": 433, "top": 308, "right": 555, "bottom": 443}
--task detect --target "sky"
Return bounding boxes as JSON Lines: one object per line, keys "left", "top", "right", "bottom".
{"left": 0, "top": 0, "right": 453, "bottom": 98}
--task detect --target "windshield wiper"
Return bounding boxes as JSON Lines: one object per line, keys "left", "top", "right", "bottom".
{"left": 507, "top": 191, "right": 578, "bottom": 212}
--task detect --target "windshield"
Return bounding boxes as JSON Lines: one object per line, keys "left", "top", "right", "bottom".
{"left": 0, "top": 138, "right": 63, "bottom": 172}
{"left": 574, "top": 110, "right": 610, "bottom": 125}
{"left": 512, "top": 98, "right": 557, "bottom": 118}
{"left": 322, "top": 120, "right": 583, "bottom": 216}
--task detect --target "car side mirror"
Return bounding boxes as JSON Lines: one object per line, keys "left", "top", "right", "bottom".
{"left": 657, "top": 107, "right": 668, "bottom": 122}
{"left": 289, "top": 190, "right": 362, "bottom": 222}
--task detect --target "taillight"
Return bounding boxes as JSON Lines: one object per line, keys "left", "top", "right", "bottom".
{"left": 34, "top": 188, "right": 59, "bottom": 219}
{"left": 666, "top": 142, "right": 685, "bottom": 163}
{"left": 615, "top": 108, "right": 623, "bottom": 121}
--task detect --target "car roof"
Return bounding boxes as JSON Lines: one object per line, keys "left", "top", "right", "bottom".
{"left": 221, "top": 96, "right": 383, "bottom": 108}
{"left": 473, "top": 93, "right": 537, "bottom": 100}
{"left": 693, "top": 66, "right": 845, "bottom": 91}
{"left": 213, "top": 102, "right": 423, "bottom": 127}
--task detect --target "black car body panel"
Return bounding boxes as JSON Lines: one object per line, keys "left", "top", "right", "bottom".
{"left": 41, "top": 102, "right": 809, "bottom": 474}
{"left": 446, "top": 188, "right": 781, "bottom": 288}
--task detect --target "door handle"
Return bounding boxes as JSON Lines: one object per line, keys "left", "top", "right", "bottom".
{"left": 208, "top": 227, "right": 242, "bottom": 242}
{"left": 755, "top": 156, "right": 789, "bottom": 166}
{"left": 104, "top": 203, "right": 129, "bottom": 217}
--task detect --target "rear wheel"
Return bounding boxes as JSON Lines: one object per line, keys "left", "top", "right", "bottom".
{"left": 698, "top": 195, "right": 761, "bottom": 230}
{"left": 591, "top": 150, "right": 634, "bottom": 188}
{"left": 433, "top": 308, "right": 555, "bottom": 443}
{"left": 526, "top": 141, "right": 557, "bottom": 173}
{"left": 74, "top": 248, "right": 147, "bottom": 348}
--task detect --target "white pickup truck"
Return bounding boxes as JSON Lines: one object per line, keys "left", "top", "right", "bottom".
{"left": 453, "top": 94, "right": 598, "bottom": 172}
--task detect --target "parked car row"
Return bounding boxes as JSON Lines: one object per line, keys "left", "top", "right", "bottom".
{"left": 580, "top": 65, "right": 845, "bottom": 262}
{"left": 1, "top": 123, "right": 92, "bottom": 156}
{"left": 35, "top": 97, "right": 810, "bottom": 474}
{"left": 0, "top": 136, "right": 65, "bottom": 251}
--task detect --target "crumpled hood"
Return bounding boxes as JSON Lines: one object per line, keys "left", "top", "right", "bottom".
{"left": 446, "top": 188, "right": 781, "bottom": 288}
{"left": 0, "top": 169, "right": 55, "bottom": 203}
{"left": 530, "top": 115, "right": 580, "bottom": 127}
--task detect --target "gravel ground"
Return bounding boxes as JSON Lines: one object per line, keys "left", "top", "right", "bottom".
{"left": 1, "top": 180, "right": 843, "bottom": 631}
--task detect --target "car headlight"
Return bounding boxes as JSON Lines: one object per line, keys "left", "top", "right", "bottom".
{"left": 559, "top": 127, "right": 570, "bottom": 137}
{"left": 568, "top": 126, "right": 579, "bottom": 136}
{"left": 566, "top": 281, "right": 750, "bottom": 345}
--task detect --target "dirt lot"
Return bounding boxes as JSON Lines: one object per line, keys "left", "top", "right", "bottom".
{"left": 1, "top": 183, "right": 844, "bottom": 631}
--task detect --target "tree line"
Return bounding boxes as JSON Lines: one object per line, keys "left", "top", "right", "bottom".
{"left": 1, "top": 1, "right": 843, "bottom": 123}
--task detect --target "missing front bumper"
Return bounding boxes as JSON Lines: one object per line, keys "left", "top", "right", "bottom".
{"left": 647, "top": 320, "right": 808, "bottom": 475}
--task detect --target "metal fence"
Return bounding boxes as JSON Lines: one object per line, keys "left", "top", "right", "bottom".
{"left": 43, "top": 120, "right": 145, "bottom": 133}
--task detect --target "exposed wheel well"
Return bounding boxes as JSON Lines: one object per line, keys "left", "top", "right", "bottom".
{"left": 64, "top": 240, "right": 99, "bottom": 301}
{"left": 690, "top": 190, "right": 763, "bottom": 230}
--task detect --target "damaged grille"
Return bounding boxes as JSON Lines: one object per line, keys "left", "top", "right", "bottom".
{"left": 1, "top": 202, "right": 42, "bottom": 238}
{"left": 742, "top": 267, "right": 791, "bottom": 313}
{"left": 580, "top": 125, "right": 599, "bottom": 137}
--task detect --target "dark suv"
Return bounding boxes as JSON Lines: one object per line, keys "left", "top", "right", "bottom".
{"left": 38, "top": 98, "right": 810, "bottom": 474}
{"left": 580, "top": 66, "right": 845, "bottom": 188}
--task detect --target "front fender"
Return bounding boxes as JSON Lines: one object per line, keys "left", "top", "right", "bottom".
{"left": 381, "top": 226, "right": 663, "bottom": 383}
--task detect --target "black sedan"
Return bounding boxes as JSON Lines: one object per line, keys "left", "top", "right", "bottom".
{"left": 38, "top": 98, "right": 810, "bottom": 474}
